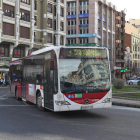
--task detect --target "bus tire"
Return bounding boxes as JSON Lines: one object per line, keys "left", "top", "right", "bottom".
{"left": 36, "top": 92, "right": 43, "bottom": 111}
{"left": 15, "top": 88, "right": 20, "bottom": 100}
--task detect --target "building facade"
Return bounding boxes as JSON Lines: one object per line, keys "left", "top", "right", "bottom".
{"left": 0, "top": 0, "right": 66, "bottom": 78}
{"left": 66, "top": 0, "right": 117, "bottom": 71}
{"left": 115, "top": 11, "right": 125, "bottom": 78}
{"left": 125, "top": 20, "right": 140, "bottom": 74}
{"left": 131, "top": 33, "right": 140, "bottom": 69}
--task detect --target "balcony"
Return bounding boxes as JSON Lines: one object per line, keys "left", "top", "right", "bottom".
{"left": 116, "top": 42, "right": 119, "bottom": 48}
{"left": 122, "top": 13, "right": 125, "bottom": 21}
{"left": 122, "top": 29, "right": 125, "bottom": 34}
{"left": 34, "top": 39, "right": 42, "bottom": 43}
{"left": 116, "top": 20, "right": 121, "bottom": 24}
{"left": 119, "top": 51, "right": 124, "bottom": 55}
{"left": 119, "top": 44, "right": 122, "bottom": 48}
{"left": 121, "top": 21, "right": 125, "bottom": 27}
{"left": 98, "top": 16, "right": 101, "bottom": 20}
{"left": 3, "top": 15, "right": 15, "bottom": 24}
{"left": 115, "top": 11, "right": 119, "bottom": 16}
{"left": 115, "top": 35, "right": 121, "bottom": 40}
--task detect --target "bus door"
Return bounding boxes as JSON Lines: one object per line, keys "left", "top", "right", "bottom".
{"left": 44, "top": 60, "right": 54, "bottom": 109}
{"left": 21, "top": 66, "right": 26, "bottom": 100}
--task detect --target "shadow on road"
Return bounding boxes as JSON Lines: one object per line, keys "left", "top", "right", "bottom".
{"left": 45, "top": 109, "right": 107, "bottom": 120}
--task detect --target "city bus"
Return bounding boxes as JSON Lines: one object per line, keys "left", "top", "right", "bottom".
{"left": 9, "top": 46, "right": 112, "bottom": 112}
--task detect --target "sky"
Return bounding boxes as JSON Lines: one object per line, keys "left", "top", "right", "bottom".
{"left": 110, "top": 0, "right": 140, "bottom": 21}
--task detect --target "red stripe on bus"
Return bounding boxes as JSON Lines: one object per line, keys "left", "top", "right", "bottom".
{"left": 14, "top": 82, "right": 22, "bottom": 98}
{"left": 65, "top": 92, "right": 107, "bottom": 104}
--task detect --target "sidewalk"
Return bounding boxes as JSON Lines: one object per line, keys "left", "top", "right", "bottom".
{"left": 112, "top": 95, "right": 140, "bottom": 108}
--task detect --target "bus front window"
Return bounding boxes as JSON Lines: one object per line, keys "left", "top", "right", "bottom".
{"left": 59, "top": 58, "right": 111, "bottom": 94}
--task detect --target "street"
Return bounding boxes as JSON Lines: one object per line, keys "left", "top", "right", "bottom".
{"left": 0, "top": 87, "right": 140, "bottom": 140}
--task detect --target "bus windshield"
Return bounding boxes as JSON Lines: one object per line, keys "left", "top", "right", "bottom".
{"left": 59, "top": 48, "right": 111, "bottom": 94}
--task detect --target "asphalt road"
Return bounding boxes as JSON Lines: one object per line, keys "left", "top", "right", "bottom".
{"left": 0, "top": 87, "right": 140, "bottom": 140}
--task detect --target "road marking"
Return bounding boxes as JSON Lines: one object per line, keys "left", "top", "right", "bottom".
{"left": 0, "top": 95, "right": 8, "bottom": 97}
{"left": 0, "top": 105, "right": 28, "bottom": 107}
{"left": 0, "top": 95, "right": 9, "bottom": 100}
{"left": 0, "top": 98, "right": 8, "bottom": 100}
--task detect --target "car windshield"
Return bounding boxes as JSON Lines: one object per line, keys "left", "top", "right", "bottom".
{"left": 59, "top": 58, "right": 111, "bottom": 94}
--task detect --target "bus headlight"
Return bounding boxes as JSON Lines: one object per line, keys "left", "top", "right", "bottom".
{"left": 102, "top": 98, "right": 111, "bottom": 103}
{"left": 55, "top": 101, "right": 71, "bottom": 106}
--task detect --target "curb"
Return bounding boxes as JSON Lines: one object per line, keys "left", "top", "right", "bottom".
{"left": 112, "top": 102, "right": 140, "bottom": 108}
{"left": 0, "top": 87, "right": 9, "bottom": 88}
{"left": 113, "top": 96, "right": 140, "bottom": 101}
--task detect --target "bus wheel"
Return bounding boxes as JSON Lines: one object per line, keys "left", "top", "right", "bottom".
{"left": 15, "top": 88, "right": 20, "bottom": 100}
{"left": 37, "top": 92, "right": 43, "bottom": 111}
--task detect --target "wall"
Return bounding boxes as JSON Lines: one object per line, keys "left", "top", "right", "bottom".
{"left": 125, "top": 33, "right": 131, "bottom": 50}
{"left": 125, "top": 23, "right": 138, "bottom": 35}
{"left": 129, "top": 19, "right": 140, "bottom": 25}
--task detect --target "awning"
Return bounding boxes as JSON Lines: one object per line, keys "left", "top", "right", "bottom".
{"left": 0, "top": 68, "right": 9, "bottom": 72}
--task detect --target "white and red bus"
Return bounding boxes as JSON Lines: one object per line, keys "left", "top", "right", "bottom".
{"left": 9, "top": 46, "right": 112, "bottom": 111}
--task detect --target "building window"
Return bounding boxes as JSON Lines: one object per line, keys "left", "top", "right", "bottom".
{"left": 20, "top": 0, "right": 30, "bottom": 5}
{"left": 47, "top": 3, "right": 52, "bottom": 13}
{"left": 20, "top": 26, "right": 30, "bottom": 39}
{"left": 71, "top": 20, "right": 73, "bottom": 25}
{"left": 0, "top": 45, "right": 9, "bottom": 57}
{"left": 60, "top": 36, "right": 63, "bottom": 45}
{"left": 60, "top": 22, "right": 64, "bottom": 31}
{"left": 3, "top": 4, "right": 14, "bottom": 18}
{"left": 13, "top": 47, "right": 25, "bottom": 58}
{"left": 20, "top": 9, "right": 30, "bottom": 22}
{"left": 67, "top": 38, "right": 76, "bottom": 44}
{"left": 47, "top": 18, "right": 52, "bottom": 28}
{"left": 68, "top": 21, "right": 70, "bottom": 25}
{"left": 60, "top": 7, "right": 64, "bottom": 17}
{"left": 34, "top": 16, "right": 37, "bottom": 26}
{"left": 60, "top": 0, "right": 64, "bottom": 3}
{"left": 34, "top": 0, "right": 37, "bottom": 10}
{"left": 79, "top": 38, "right": 88, "bottom": 44}
{"left": 47, "top": 33, "right": 52, "bottom": 43}
{"left": 3, "top": 22, "right": 14, "bottom": 36}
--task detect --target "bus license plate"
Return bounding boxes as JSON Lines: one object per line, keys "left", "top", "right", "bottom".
{"left": 81, "top": 106, "right": 93, "bottom": 110}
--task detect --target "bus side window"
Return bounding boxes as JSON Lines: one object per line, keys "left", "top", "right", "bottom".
{"left": 11, "top": 65, "right": 22, "bottom": 82}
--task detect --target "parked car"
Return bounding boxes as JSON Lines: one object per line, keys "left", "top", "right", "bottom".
{"left": 127, "top": 75, "right": 137, "bottom": 80}
{"left": 127, "top": 77, "right": 140, "bottom": 85}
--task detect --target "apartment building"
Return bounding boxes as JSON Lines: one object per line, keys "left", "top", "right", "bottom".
{"left": 125, "top": 21, "right": 140, "bottom": 73}
{"left": 115, "top": 11, "right": 125, "bottom": 78}
{"left": 0, "top": 0, "right": 66, "bottom": 77}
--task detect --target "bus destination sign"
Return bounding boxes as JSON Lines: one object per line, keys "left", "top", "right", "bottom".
{"left": 59, "top": 48, "right": 107, "bottom": 59}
